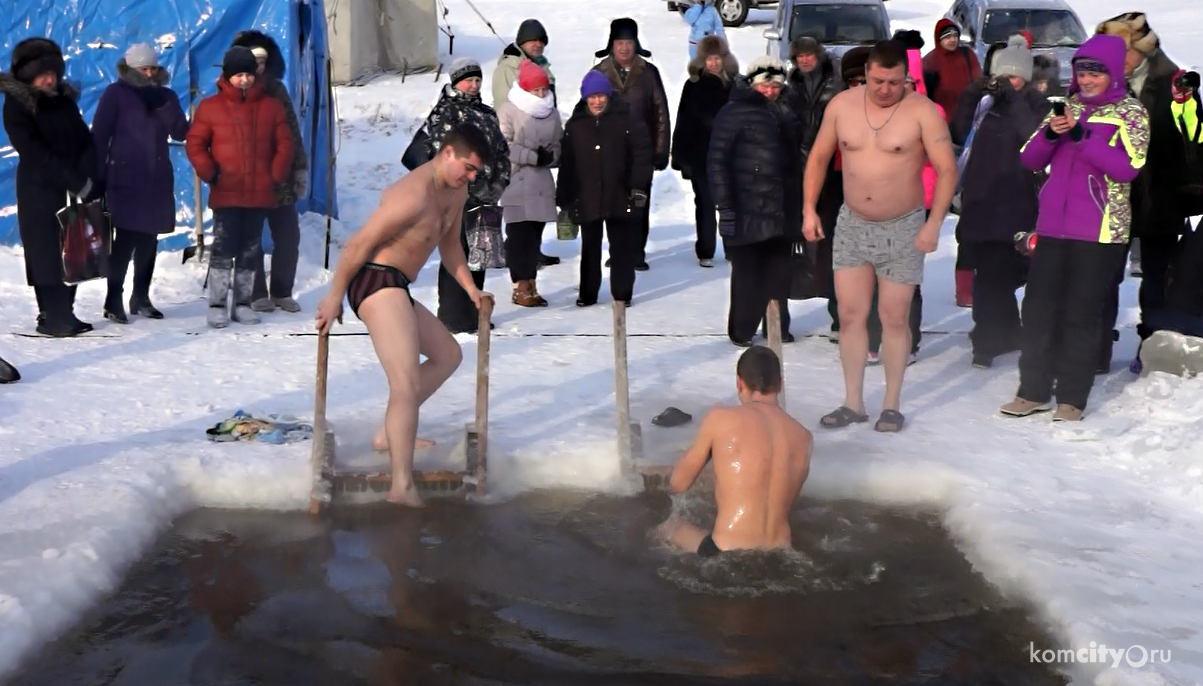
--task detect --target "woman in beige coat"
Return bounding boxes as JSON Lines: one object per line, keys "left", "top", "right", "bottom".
{"left": 498, "top": 60, "right": 563, "bottom": 306}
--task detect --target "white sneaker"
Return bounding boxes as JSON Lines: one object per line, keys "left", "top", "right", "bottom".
{"left": 699, "top": 259, "right": 714, "bottom": 268}
{"left": 207, "top": 306, "right": 229, "bottom": 328}
{"left": 867, "top": 351, "right": 880, "bottom": 365}
{"left": 232, "top": 305, "right": 260, "bottom": 324}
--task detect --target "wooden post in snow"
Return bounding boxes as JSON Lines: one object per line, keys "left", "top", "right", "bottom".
{"left": 613, "top": 300, "right": 634, "bottom": 473}
{"left": 190, "top": 91, "right": 205, "bottom": 262}
{"left": 766, "top": 299, "right": 786, "bottom": 410}
{"left": 473, "top": 294, "right": 494, "bottom": 493}
{"left": 309, "top": 331, "right": 331, "bottom": 514}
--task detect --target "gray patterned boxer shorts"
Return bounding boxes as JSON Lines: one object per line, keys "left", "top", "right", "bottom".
{"left": 831, "top": 205, "right": 927, "bottom": 285}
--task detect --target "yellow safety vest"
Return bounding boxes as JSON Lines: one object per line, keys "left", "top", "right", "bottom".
{"left": 1172, "top": 97, "right": 1202, "bottom": 144}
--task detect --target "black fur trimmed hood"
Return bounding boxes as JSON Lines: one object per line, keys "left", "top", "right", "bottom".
{"left": 10, "top": 37, "right": 65, "bottom": 84}
{"left": 0, "top": 70, "right": 79, "bottom": 113}
{"left": 231, "top": 29, "right": 286, "bottom": 81}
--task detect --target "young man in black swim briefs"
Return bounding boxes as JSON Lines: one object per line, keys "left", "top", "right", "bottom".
{"left": 654, "top": 346, "right": 813, "bottom": 556}
{"left": 315, "top": 125, "right": 494, "bottom": 508}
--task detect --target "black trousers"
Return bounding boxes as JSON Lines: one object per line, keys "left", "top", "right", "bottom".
{"left": 209, "top": 208, "right": 267, "bottom": 308}
{"left": 1134, "top": 232, "right": 1184, "bottom": 338}
{"left": 727, "top": 237, "right": 792, "bottom": 343}
{"left": 634, "top": 188, "right": 652, "bottom": 264}
{"left": 580, "top": 218, "right": 637, "bottom": 303}
{"left": 437, "top": 225, "right": 486, "bottom": 332}
{"left": 504, "top": 220, "right": 544, "bottom": 282}
{"left": 689, "top": 171, "right": 717, "bottom": 261}
{"left": 969, "top": 241, "right": 1027, "bottom": 358}
{"left": 1018, "top": 236, "right": 1127, "bottom": 410}
{"left": 252, "top": 202, "right": 300, "bottom": 301}
{"left": 105, "top": 227, "right": 159, "bottom": 309}
{"left": 34, "top": 283, "right": 79, "bottom": 329}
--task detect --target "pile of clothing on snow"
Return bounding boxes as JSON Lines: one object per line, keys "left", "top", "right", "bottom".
{"left": 206, "top": 410, "right": 313, "bottom": 444}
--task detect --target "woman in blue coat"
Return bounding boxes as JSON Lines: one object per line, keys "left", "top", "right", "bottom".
{"left": 91, "top": 43, "right": 190, "bottom": 322}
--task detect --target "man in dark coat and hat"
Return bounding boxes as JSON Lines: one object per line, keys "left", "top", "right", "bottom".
{"left": 593, "top": 18, "right": 671, "bottom": 271}
{"left": 1, "top": 37, "right": 99, "bottom": 336}
{"left": 231, "top": 29, "right": 309, "bottom": 314}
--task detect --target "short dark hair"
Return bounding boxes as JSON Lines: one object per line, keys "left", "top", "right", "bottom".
{"left": 736, "top": 346, "right": 782, "bottom": 394}
{"left": 441, "top": 124, "right": 492, "bottom": 167}
{"left": 866, "top": 39, "right": 908, "bottom": 72}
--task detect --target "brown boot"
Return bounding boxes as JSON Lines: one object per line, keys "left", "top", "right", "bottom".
{"left": 512, "top": 279, "right": 548, "bottom": 307}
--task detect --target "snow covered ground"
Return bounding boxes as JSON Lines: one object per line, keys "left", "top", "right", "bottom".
{"left": 1, "top": 0, "right": 1202, "bottom": 684}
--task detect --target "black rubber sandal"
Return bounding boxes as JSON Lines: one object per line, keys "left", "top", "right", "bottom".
{"left": 874, "top": 409, "right": 906, "bottom": 433}
{"left": 820, "top": 406, "right": 870, "bottom": 429}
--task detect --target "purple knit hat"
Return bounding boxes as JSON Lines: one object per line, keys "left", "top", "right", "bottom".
{"left": 581, "top": 70, "right": 613, "bottom": 98}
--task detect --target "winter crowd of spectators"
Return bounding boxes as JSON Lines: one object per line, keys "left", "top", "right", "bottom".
{"left": 2, "top": 10, "right": 1201, "bottom": 430}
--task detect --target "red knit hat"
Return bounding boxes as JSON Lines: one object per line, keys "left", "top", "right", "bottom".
{"left": 517, "top": 59, "right": 550, "bottom": 91}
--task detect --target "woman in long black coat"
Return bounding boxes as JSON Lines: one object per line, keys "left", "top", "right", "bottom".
{"left": 670, "top": 35, "right": 738, "bottom": 266}
{"left": 1, "top": 37, "right": 99, "bottom": 336}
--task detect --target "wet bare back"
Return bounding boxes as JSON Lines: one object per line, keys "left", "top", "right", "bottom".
{"left": 707, "top": 403, "right": 813, "bottom": 551}
{"left": 827, "top": 87, "right": 929, "bottom": 221}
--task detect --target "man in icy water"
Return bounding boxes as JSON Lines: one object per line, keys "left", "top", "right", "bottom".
{"left": 314, "top": 124, "right": 493, "bottom": 508}
{"left": 655, "top": 346, "right": 813, "bottom": 556}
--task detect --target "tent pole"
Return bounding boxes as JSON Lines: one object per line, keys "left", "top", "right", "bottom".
{"left": 323, "top": 56, "right": 334, "bottom": 270}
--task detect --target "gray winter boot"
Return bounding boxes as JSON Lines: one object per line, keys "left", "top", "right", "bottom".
{"left": 207, "top": 260, "right": 233, "bottom": 329}
{"left": 251, "top": 297, "right": 276, "bottom": 313}
{"left": 272, "top": 296, "right": 301, "bottom": 312}
{"left": 232, "top": 266, "right": 261, "bottom": 325}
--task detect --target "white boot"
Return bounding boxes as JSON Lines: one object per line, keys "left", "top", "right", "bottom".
{"left": 207, "top": 306, "right": 230, "bottom": 328}
{"left": 232, "top": 305, "right": 260, "bottom": 324}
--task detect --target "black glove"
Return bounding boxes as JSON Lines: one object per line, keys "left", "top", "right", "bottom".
{"left": 209, "top": 165, "right": 221, "bottom": 186}
{"left": 718, "top": 208, "right": 736, "bottom": 236}
{"left": 1069, "top": 123, "right": 1084, "bottom": 142}
{"left": 630, "top": 189, "right": 648, "bottom": 208}
{"left": 535, "top": 146, "right": 554, "bottom": 167}
{"left": 139, "top": 86, "right": 168, "bottom": 110}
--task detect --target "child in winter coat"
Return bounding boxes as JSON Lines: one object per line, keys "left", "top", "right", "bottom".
{"left": 681, "top": 0, "right": 726, "bottom": 60}
{"left": 186, "top": 46, "right": 294, "bottom": 328}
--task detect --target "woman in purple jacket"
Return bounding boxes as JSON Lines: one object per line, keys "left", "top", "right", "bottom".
{"left": 91, "top": 43, "right": 190, "bottom": 323}
{"left": 1000, "top": 33, "right": 1150, "bottom": 422}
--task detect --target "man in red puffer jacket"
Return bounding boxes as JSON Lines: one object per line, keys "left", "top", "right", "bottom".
{"left": 186, "top": 46, "right": 294, "bottom": 328}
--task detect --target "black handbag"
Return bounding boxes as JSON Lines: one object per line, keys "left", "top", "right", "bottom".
{"left": 56, "top": 193, "right": 112, "bottom": 285}
{"left": 401, "top": 126, "right": 433, "bottom": 171}
{"left": 788, "top": 240, "right": 831, "bottom": 301}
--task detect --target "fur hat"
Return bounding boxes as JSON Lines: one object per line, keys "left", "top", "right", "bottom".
{"left": 991, "top": 34, "right": 1033, "bottom": 81}
{"left": 893, "top": 29, "right": 925, "bottom": 51}
{"left": 10, "top": 37, "right": 65, "bottom": 85}
{"left": 594, "top": 18, "right": 652, "bottom": 59}
{"left": 789, "top": 37, "right": 822, "bottom": 61}
{"left": 1032, "top": 54, "right": 1060, "bottom": 83}
{"left": 1096, "top": 12, "right": 1159, "bottom": 56}
{"left": 448, "top": 56, "right": 482, "bottom": 86}
{"left": 840, "top": 45, "right": 871, "bottom": 84}
{"left": 746, "top": 55, "right": 787, "bottom": 85}
{"left": 689, "top": 35, "right": 739, "bottom": 82}
{"left": 232, "top": 30, "right": 286, "bottom": 80}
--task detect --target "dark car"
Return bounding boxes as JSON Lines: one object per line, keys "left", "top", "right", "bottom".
{"left": 763, "top": 0, "right": 892, "bottom": 62}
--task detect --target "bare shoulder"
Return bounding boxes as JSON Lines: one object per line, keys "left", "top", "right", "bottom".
{"left": 373, "top": 171, "right": 434, "bottom": 225}
{"left": 828, "top": 87, "right": 859, "bottom": 113}
{"left": 909, "top": 93, "right": 947, "bottom": 124}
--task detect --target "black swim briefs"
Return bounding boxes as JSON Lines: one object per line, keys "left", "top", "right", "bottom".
{"left": 697, "top": 534, "right": 722, "bottom": 558}
{"left": 346, "top": 262, "right": 414, "bottom": 319}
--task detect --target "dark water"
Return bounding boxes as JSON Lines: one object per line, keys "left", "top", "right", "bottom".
{"left": 9, "top": 492, "right": 1069, "bottom": 685}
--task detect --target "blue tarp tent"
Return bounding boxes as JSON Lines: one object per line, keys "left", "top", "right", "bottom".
{"left": 0, "top": 0, "right": 338, "bottom": 253}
